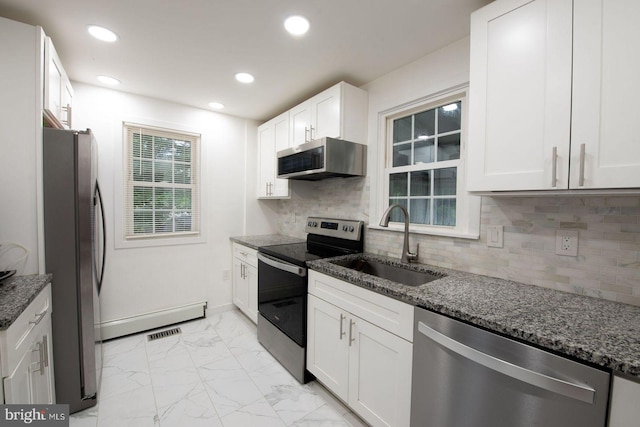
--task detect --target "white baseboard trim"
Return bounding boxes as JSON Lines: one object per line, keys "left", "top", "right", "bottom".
{"left": 101, "top": 301, "right": 207, "bottom": 340}
{"left": 205, "top": 303, "right": 236, "bottom": 317}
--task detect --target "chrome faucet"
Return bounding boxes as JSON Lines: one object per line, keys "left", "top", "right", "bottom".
{"left": 379, "top": 204, "right": 419, "bottom": 263}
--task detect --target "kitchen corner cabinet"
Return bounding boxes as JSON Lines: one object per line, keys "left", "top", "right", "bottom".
{"left": 609, "top": 375, "right": 640, "bottom": 427}
{"left": 0, "top": 284, "right": 54, "bottom": 404}
{"left": 289, "top": 81, "right": 368, "bottom": 147}
{"left": 43, "top": 35, "right": 73, "bottom": 129}
{"left": 468, "top": 0, "right": 640, "bottom": 192}
{"left": 232, "top": 243, "right": 258, "bottom": 323}
{"left": 307, "top": 271, "right": 413, "bottom": 427}
{"left": 257, "top": 112, "right": 290, "bottom": 199}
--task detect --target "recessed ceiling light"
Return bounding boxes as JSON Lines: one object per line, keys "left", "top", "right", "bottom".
{"left": 235, "top": 72, "right": 255, "bottom": 83}
{"left": 208, "top": 102, "right": 224, "bottom": 110}
{"left": 97, "top": 75, "right": 120, "bottom": 86}
{"left": 284, "top": 16, "right": 310, "bottom": 36}
{"left": 87, "top": 25, "right": 118, "bottom": 42}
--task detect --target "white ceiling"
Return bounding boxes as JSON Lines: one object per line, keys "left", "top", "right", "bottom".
{"left": 0, "top": 0, "right": 491, "bottom": 122}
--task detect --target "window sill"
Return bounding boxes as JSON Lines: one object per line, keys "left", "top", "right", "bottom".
{"left": 367, "top": 224, "right": 479, "bottom": 240}
{"left": 115, "top": 232, "right": 206, "bottom": 249}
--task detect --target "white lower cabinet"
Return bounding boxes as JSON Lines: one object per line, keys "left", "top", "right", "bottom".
{"left": 609, "top": 375, "right": 640, "bottom": 427}
{"left": 232, "top": 243, "right": 258, "bottom": 323}
{"left": 307, "top": 271, "right": 413, "bottom": 427}
{"left": 1, "top": 284, "right": 54, "bottom": 404}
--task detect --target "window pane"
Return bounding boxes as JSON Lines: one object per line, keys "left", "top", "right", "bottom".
{"left": 174, "top": 163, "right": 191, "bottom": 184}
{"left": 414, "top": 109, "right": 435, "bottom": 139}
{"left": 410, "top": 199, "right": 431, "bottom": 225}
{"left": 132, "top": 134, "right": 153, "bottom": 159}
{"left": 434, "top": 168, "right": 457, "bottom": 195}
{"left": 437, "top": 133, "right": 461, "bottom": 161}
{"left": 414, "top": 138, "right": 434, "bottom": 164}
{"left": 174, "top": 212, "right": 192, "bottom": 232}
{"left": 154, "top": 188, "right": 173, "bottom": 209}
{"left": 133, "top": 187, "right": 152, "bottom": 209}
{"left": 133, "top": 211, "right": 153, "bottom": 234}
{"left": 393, "top": 116, "right": 412, "bottom": 143}
{"left": 154, "top": 137, "right": 174, "bottom": 160}
{"left": 393, "top": 143, "right": 411, "bottom": 167}
{"left": 389, "top": 173, "right": 408, "bottom": 197}
{"left": 438, "top": 102, "right": 461, "bottom": 133}
{"left": 154, "top": 161, "right": 173, "bottom": 183}
{"left": 410, "top": 171, "right": 430, "bottom": 196}
{"left": 388, "top": 199, "right": 408, "bottom": 223}
{"left": 175, "top": 189, "right": 192, "bottom": 210}
{"left": 174, "top": 140, "right": 191, "bottom": 162}
{"left": 133, "top": 160, "right": 152, "bottom": 182}
{"left": 155, "top": 211, "right": 174, "bottom": 233}
{"left": 434, "top": 199, "right": 456, "bottom": 226}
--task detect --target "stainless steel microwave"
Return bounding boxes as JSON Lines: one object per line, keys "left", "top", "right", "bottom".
{"left": 277, "top": 137, "right": 366, "bottom": 181}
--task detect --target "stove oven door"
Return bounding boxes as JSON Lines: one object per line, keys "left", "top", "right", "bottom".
{"left": 257, "top": 253, "right": 308, "bottom": 346}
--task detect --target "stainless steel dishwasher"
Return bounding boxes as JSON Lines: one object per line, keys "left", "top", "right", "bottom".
{"left": 411, "top": 307, "right": 610, "bottom": 427}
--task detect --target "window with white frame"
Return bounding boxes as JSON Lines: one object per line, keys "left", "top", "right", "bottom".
{"left": 124, "top": 123, "right": 201, "bottom": 239}
{"left": 381, "top": 91, "right": 479, "bottom": 237}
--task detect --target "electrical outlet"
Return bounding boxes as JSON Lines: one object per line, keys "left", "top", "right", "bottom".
{"left": 555, "top": 230, "right": 579, "bottom": 257}
{"left": 222, "top": 270, "right": 231, "bottom": 281}
{"left": 487, "top": 225, "right": 504, "bottom": 248}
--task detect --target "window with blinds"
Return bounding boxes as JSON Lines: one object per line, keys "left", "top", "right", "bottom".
{"left": 124, "top": 123, "right": 201, "bottom": 239}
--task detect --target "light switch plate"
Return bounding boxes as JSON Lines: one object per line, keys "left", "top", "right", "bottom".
{"left": 487, "top": 225, "right": 504, "bottom": 248}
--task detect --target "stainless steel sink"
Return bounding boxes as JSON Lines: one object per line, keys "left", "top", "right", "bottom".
{"left": 336, "top": 258, "right": 443, "bottom": 286}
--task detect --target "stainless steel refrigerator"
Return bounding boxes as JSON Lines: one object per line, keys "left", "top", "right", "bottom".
{"left": 43, "top": 128, "right": 106, "bottom": 414}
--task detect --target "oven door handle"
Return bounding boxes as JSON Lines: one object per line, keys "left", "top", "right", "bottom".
{"left": 257, "top": 253, "right": 307, "bottom": 277}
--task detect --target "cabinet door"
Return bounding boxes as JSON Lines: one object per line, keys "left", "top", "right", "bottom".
{"left": 257, "top": 123, "right": 275, "bottom": 198}
{"left": 307, "top": 295, "right": 349, "bottom": 401}
{"left": 61, "top": 77, "right": 73, "bottom": 129}
{"left": 467, "top": 0, "right": 573, "bottom": 191}
{"left": 290, "top": 100, "right": 312, "bottom": 146}
{"left": 311, "top": 84, "right": 341, "bottom": 140}
{"left": 246, "top": 264, "right": 258, "bottom": 324}
{"left": 571, "top": 0, "right": 640, "bottom": 189}
{"left": 348, "top": 316, "right": 412, "bottom": 427}
{"left": 3, "top": 346, "right": 34, "bottom": 404}
{"left": 609, "top": 375, "right": 640, "bottom": 427}
{"left": 272, "top": 112, "right": 290, "bottom": 197}
{"left": 232, "top": 258, "right": 248, "bottom": 313}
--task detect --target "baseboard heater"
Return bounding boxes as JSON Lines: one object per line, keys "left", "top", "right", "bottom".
{"left": 100, "top": 301, "right": 207, "bottom": 341}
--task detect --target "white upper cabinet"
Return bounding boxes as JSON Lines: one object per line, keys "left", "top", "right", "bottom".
{"left": 468, "top": 0, "right": 640, "bottom": 192}
{"left": 257, "top": 111, "right": 290, "bottom": 198}
{"left": 43, "top": 36, "right": 73, "bottom": 129}
{"left": 289, "top": 82, "right": 367, "bottom": 147}
{"left": 570, "top": 0, "right": 640, "bottom": 189}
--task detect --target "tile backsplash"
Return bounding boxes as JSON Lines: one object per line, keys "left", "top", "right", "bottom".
{"left": 277, "top": 178, "right": 640, "bottom": 307}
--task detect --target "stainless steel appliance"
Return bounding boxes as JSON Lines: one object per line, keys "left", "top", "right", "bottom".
{"left": 411, "top": 307, "right": 611, "bottom": 427}
{"left": 257, "top": 217, "right": 364, "bottom": 383}
{"left": 277, "top": 137, "right": 366, "bottom": 180}
{"left": 43, "top": 128, "right": 106, "bottom": 414}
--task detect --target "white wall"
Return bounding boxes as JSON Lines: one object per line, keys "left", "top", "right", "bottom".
{"left": 73, "top": 83, "right": 256, "bottom": 322}
{"left": 0, "top": 18, "right": 40, "bottom": 275}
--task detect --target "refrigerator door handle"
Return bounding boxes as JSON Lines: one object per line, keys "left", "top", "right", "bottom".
{"left": 94, "top": 181, "right": 106, "bottom": 294}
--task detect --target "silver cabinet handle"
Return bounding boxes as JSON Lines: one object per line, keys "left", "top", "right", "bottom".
{"left": 29, "top": 309, "right": 47, "bottom": 326}
{"left": 309, "top": 125, "right": 315, "bottom": 141}
{"left": 417, "top": 321, "right": 596, "bottom": 404}
{"left": 265, "top": 182, "right": 269, "bottom": 196}
{"left": 304, "top": 127, "right": 310, "bottom": 143}
{"left": 551, "top": 146, "right": 557, "bottom": 187}
{"left": 339, "top": 314, "right": 346, "bottom": 340}
{"left": 348, "top": 319, "right": 355, "bottom": 346}
{"left": 42, "top": 335, "right": 49, "bottom": 368}
{"left": 257, "top": 253, "right": 306, "bottom": 277}
{"left": 579, "top": 143, "right": 586, "bottom": 187}
{"left": 240, "top": 263, "right": 245, "bottom": 279}
{"left": 239, "top": 251, "right": 248, "bottom": 257}
{"left": 31, "top": 340, "right": 45, "bottom": 375}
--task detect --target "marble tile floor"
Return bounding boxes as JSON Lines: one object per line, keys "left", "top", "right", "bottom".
{"left": 70, "top": 309, "right": 369, "bottom": 427}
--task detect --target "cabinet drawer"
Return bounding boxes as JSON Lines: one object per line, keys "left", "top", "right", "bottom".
{"left": 1, "top": 284, "right": 52, "bottom": 374}
{"left": 233, "top": 243, "right": 258, "bottom": 267}
{"left": 309, "top": 270, "right": 414, "bottom": 342}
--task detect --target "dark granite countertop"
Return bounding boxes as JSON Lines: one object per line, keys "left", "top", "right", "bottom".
{"left": 308, "top": 253, "right": 640, "bottom": 379}
{"left": 230, "top": 234, "right": 305, "bottom": 250}
{"left": 0, "top": 274, "right": 52, "bottom": 331}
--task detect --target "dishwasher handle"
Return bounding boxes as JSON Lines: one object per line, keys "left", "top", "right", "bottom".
{"left": 417, "top": 321, "right": 596, "bottom": 404}
{"left": 257, "top": 253, "right": 307, "bottom": 277}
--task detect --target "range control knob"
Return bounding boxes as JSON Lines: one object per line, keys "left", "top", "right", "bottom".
{"left": 349, "top": 226, "right": 355, "bottom": 232}
{"left": 342, "top": 225, "right": 348, "bottom": 231}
